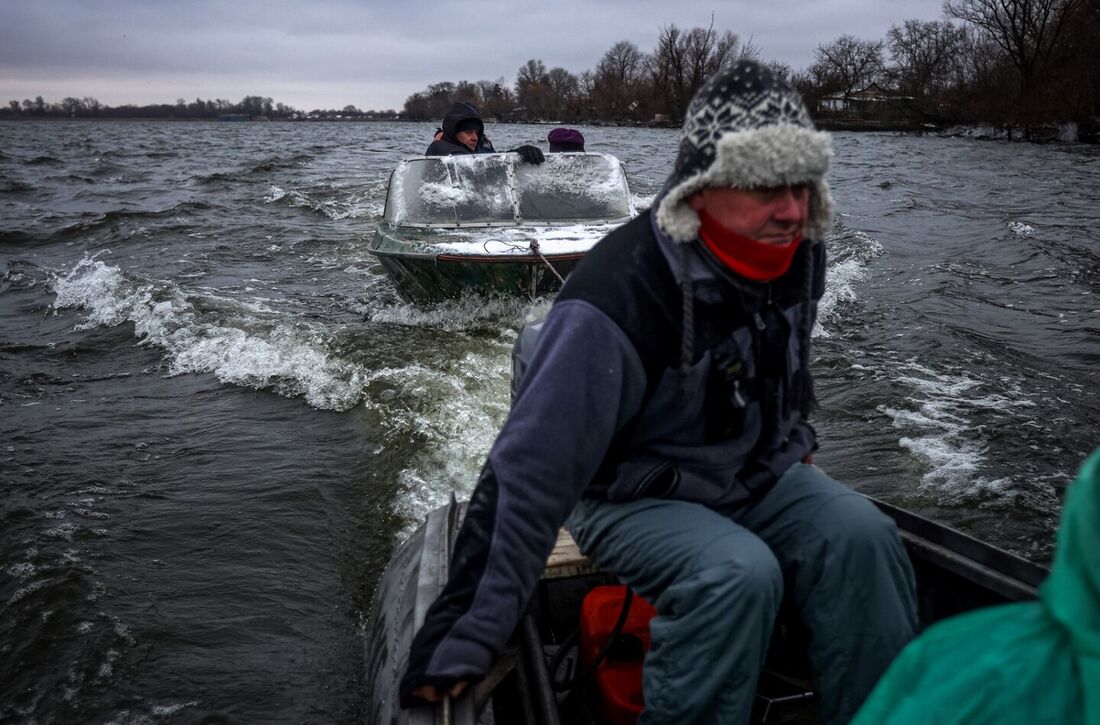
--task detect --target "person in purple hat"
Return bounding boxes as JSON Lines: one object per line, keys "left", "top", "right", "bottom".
{"left": 548, "top": 127, "right": 585, "bottom": 152}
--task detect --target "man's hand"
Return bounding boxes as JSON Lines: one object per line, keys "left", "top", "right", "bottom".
{"left": 512, "top": 145, "right": 545, "bottom": 164}
{"left": 410, "top": 681, "right": 469, "bottom": 703}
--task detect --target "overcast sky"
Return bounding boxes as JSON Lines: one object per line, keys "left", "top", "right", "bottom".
{"left": 1, "top": 0, "right": 947, "bottom": 112}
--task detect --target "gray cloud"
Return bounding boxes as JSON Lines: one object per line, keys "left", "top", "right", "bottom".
{"left": 1, "top": 0, "right": 945, "bottom": 110}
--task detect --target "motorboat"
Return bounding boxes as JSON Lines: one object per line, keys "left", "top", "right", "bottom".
{"left": 368, "top": 152, "right": 637, "bottom": 304}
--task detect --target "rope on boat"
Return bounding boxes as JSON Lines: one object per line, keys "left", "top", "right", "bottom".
{"left": 530, "top": 240, "right": 566, "bottom": 285}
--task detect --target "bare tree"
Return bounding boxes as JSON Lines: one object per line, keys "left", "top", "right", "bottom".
{"left": 649, "top": 23, "right": 754, "bottom": 122}
{"left": 476, "top": 78, "right": 515, "bottom": 119}
{"left": 945, "top": 0, "right": 1081, "bottom": 132}
{"left": 577, "top": 71, "right": 596, "bottom": 119}
{"left": 454, "top": 81, "right": 483, "bottom": 108}
{"left": 951, "top": 29, "right": 1020, "bottom": 122}
{"left": 810, "top": 35, "right": 886, "bottom": 96}
{"left": 767, "top": 61, "right": 794, "bottom": 81}
{"left": 886, "top": 19, "right": 969, "bottom": 118}
{"left": 1053, "top": 0, "right": 1100, "bottom": 135}
{"left": 593, "top": 40, "right": 646, "bottom": 119}
{"left": 545, "top": 67, "right": 580, "bottom": 120}
{"left": 515, "top": 59, "right": 552, "bottom": 118}
{"left": 944, "top": 0, "right": 1080, "bottom": 89}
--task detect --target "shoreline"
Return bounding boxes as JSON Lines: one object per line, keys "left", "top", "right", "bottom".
{"left": 1, "top": 116, "right": 1091, "bottom": 143}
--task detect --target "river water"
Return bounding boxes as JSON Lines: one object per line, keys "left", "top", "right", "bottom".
{"left": 1, "top": 120, "right": 1098, "bottom": 722}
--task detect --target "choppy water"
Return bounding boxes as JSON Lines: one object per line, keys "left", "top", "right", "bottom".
{"left": 2, "top": 120, "right": 1098, "bottom": 722}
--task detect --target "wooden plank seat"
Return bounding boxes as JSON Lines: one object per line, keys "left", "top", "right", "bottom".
{"left": 543, "top": 527, "right": 600, "bottom": 579}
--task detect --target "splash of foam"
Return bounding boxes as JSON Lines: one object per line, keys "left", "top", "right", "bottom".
{"left": 361, "top": 353, "right": 513, "bottom": 533}
{"left": 264, "top": 183, "right": 378, "bottom": 220}
{"left": 816, "top": 227, "right": 884, "bottom": 337}
{"left": 1008, "top": 221, "right": 1035, "bottom": 236}
{"left": 879, "top": 361, "right": 1031, "bottom": 499}
{"left": 51, "top": 258, "right": 368, "bottom": 410}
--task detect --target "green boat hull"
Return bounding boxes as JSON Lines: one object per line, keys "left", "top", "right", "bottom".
{"left": 373, "top": 250, "right": 583, "bottom": 304}
{"left": 369, "top": 232, "right": 586, "bottom": 303}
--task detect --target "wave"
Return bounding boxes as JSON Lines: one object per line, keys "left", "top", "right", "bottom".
{"left": 48, "top": 257, "right": 535, "bottom": 533}
{"left": 0, "top": 179, "right": 36, "bottom": 194}
{"left": 363, "top": 289, "right": 551, "bottom": 334}
{"left": 264, "top": 183, "right": 381, "bottom": 221}
{"left": 366, "top": 352, "right": 512, "bottom": 533}
{"left": 25, "top": 155, "right": 63, "bottom": 166}
{"left": 816, "top": 222, "right": 884, "bottom": 337}
{"left": 188, "top": 153, "right": 314, "bottom": 185}
{"left": 247, "top": 153, "right": 313, "bottom": 173}
{"left": 46, "top": 174, "right": 96, "bottom": 185}
{"left": 50, "top": 258, "right": 369, "bottom": 411}
{"left": 45, "top": 202, "right": 216, "bottom": 242}
{"left": 877, "top": 359, "right": 1037, "bottom": 503}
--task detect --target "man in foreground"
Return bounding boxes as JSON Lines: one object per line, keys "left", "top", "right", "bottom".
{"left": 401, "top": 60, "right": 917, "bottom": 724}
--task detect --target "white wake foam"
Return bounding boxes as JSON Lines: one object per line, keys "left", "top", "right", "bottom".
{"left": 816, "top": 227, "right": 884, "bottom": 337}
{"left": 265, "top": 184, "right": 380, "bottom": 220}
{"left": 359, "top": 352, "right": 513, "bottom": 532}
{"left": 51, "top": 258, "right": 367, "bottom": 410}
{"left": 879, "top": 360, "right": 1034, "bottom": 499}
{"left": 1008, "top": 221, "right": 1035, "bottom": 236}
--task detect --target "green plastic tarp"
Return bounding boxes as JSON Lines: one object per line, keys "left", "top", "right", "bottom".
{"left": 851, "top": 448, "right": 1100, "bottom": 725}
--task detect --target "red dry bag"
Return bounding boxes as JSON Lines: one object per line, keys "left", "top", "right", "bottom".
{"left": 579, "top": 585, "right": 658, "bottom": 725}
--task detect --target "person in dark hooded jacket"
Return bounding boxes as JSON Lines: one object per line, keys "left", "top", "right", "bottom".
{"left": 425, "top": 101, "right": 544, "bottom": 164}
{"left": 401, "top": 61, "right": 917, "bottom": 724}
{"left": 425, "top": 102, "right": 494, "bottom": 155}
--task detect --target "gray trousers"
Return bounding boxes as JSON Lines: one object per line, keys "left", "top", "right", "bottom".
{"left": 566, "top": 463, "right": 918, "bottom": 725}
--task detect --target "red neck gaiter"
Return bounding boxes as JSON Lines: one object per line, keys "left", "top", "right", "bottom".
{"left": 697, "top": 209, "right": 802, "bottom": 282}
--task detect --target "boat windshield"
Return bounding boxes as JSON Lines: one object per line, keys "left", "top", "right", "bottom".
{"left": 383, "top": 152, "right": 633, "bottom": 226}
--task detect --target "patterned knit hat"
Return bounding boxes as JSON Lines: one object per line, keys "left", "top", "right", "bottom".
{"left": 655, "top": 59, "right": 834, "bottom": 243}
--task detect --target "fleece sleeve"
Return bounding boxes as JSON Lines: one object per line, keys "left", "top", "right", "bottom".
{"left": 399, "top": 299, "right": 647, "bottom": 704}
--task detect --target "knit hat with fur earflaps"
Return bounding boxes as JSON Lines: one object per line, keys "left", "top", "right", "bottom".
{"left": 655, "top": 60, "right": 834, "bottom": 243}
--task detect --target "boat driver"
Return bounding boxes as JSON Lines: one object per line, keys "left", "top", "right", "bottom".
{"left": 401, "top": 60, "right": 918, "bottom": 724}
{"left": 426, "top": 101, "right": 544, "bottom": 164}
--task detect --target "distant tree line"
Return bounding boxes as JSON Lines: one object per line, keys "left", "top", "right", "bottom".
{"left": 0, "top": 94, "right": 401, "bottom": 121}
{"left": 404, "top": 0, "right": 1099, "bottom": 140}
{"left": 402, "top": 24, "right": 759, "bottom": 126}
{"left": 5, "top": 0, "right": 1096, "bottom": 139}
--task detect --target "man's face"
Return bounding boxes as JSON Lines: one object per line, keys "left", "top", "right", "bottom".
{"left": 456, "top": 129, "right": 479, "bottom": 151}
{"left": 689, "top": 185, "right": 809, "bottom": 246}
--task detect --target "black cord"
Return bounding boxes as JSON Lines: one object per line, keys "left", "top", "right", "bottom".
{"left": 548, "top": 588, "right": 636, "bottom": 693}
